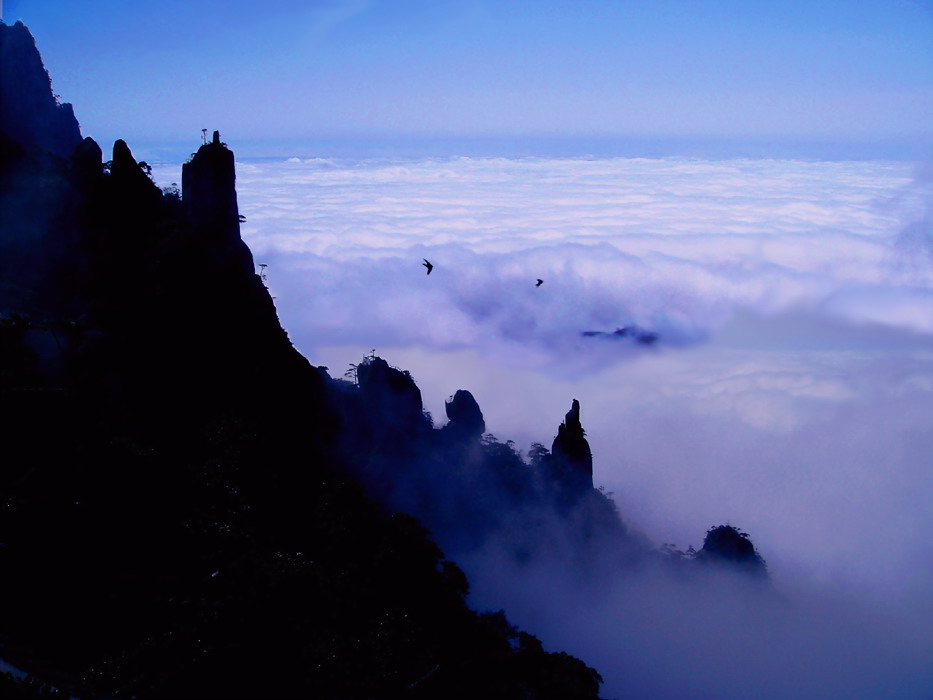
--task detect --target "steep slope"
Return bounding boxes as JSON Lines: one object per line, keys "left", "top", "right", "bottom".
{"left": 0, "top": 20, "right": 81, "bottom": 157}
{"left": 0, "top": 21, "right": 604, "bottom": 699}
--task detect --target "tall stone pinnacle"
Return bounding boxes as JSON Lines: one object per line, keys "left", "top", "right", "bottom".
{"left": 550, "top": 399, "right": 594, "bottom": 492}
{"left": 181, "top": 130, "right": 254, "bottom": 275}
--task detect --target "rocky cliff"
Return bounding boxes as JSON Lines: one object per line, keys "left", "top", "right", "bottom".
{"left": 444, "top": 389, "right": 486, "bottom": 440}
{"left": 0, "top": 21, "right": 81, "bottom": 157}
{"left": 182, "top": 129, "right": 255, "bottom": 276}
{"left": 0, "top": 21, "right": 608, "bottom": 699}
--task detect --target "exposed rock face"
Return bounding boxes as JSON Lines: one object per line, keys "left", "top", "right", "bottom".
{"left": 182, "top": 130, "right": 254, "bottom": 276}
{"left": 550, "top": 399, "right": 594, "bottom": 492}
{"left": 444, "top": 389, "right": 485, "bottom": 440}
{"left": 0, "top": 21, "right": 81, "bottom": 157}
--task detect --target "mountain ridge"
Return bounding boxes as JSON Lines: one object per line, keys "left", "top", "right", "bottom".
{"left": 0, "top": 20, "right": 768, "bottom": 699}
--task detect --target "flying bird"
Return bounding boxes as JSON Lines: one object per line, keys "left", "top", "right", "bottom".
{"left": 536, "top": 279, "right": 544, "bottom": 287}
{"left": 423, "top": 259, "right": 434, "bottom": 275}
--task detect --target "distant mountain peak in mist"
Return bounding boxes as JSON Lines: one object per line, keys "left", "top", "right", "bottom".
{"left": 581, "top": 325, "right": 659, "bottom": 345}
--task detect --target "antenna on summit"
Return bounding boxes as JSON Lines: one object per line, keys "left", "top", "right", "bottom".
{"left": 201, "top": 128, "right": 208, "bottom": 145}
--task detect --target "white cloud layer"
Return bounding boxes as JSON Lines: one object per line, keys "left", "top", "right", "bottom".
{"left": 154, "top": 155, "right": 933, "bottom": 698}
{"left": 157, "top": 155, "right": 933, "bottom": 354}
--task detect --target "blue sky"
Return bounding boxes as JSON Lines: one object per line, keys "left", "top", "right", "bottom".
{"left": 6, "top": 0, "right": 933, "bottom": 156}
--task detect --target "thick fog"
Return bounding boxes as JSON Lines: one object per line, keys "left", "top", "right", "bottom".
{"left": 155, "top": 155, "right": 933, "bottom": 698}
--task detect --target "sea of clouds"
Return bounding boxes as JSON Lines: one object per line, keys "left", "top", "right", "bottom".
{"left": 159, "top": 155, "right": 933, "bottom": 351}
{"left": 154, "top": 155, "right": 933, "bottom": 698}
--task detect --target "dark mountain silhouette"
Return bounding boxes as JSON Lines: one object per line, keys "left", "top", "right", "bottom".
{"left": 0, "top": 22, "right": 606, "bottom": 699}
{"left": 0, "top": 21, "right": 81, "bottom": 158}
{"left": 695, "top": 525, "right": 768, "bottom": 577}
{"left": 444, "top": 389, "right": 486, "bottom": 440}
{"left": 549, "top": 398, "right": 594, "bottom": 494}
{"left": 0, "top": 20, "right": 768, "bottom": 699}
{"left": 582, "top": 326, "right": 659, "bottom": 345}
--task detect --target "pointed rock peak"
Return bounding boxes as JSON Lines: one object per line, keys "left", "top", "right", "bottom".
{"left": 566, "top": 399, "right": 581, "bottom": 428}
{"left": 110, "top": 139, "right": 149, "bottom": 182}
{"left": 550, "top": 398, "right": 593, "bottom": 493}
{"left": 109, "top": 138, "right": 161, "bottom": 202}
{"left": 558, "top": 398, "right": 585, "bottom": 441}
{"left": 112, "top": 138, "right": 133, "bottom": 164}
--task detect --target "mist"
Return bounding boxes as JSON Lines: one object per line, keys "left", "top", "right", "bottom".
{"left": 465, "top": 549, "right": 932, "bottom": 700}
{"left": 153, "top": 154, "right": 933, "bottom": 698}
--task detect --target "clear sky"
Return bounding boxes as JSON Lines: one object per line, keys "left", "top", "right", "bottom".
{"left": 5, "top": 0, "right": 933, "bottom": 155}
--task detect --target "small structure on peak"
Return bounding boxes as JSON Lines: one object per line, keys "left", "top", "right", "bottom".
{"left": 548, "top": 399, "right": 594, "bottom": 494}
{"left": 181, "top": 129, "right": 255, "bottom": 276}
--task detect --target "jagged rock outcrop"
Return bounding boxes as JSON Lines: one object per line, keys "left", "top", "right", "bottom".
{"left": 2, "top": 24, "right": 609, "bottom": 699}
{"left": 110, "top": 139, "right": 159, "bottom": 198}
{"left": 103, "top": 140, "right": 166, "bottom": 259}
{"left": 0, "top": 21, "right": 81, "bottom": 158}
{"left": 444, "top": 389, "right": 486, "bottom": 440}
{"left": 549, "top": 399, "right": 594, "bottom": 493}
{"left": 2, "top": 21, "right": 780, "bottom": 698}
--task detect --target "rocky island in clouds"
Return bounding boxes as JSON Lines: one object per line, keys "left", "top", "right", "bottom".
{"left": 2, "top": 17, "right": 930, "bottom": 700}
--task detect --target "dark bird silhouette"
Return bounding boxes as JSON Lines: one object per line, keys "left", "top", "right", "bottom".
{"left": 423, "top": 259, "right": 434, "bottom": 275}
{"left": 536, "top": 279, "right": 544, "bottom": 287}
